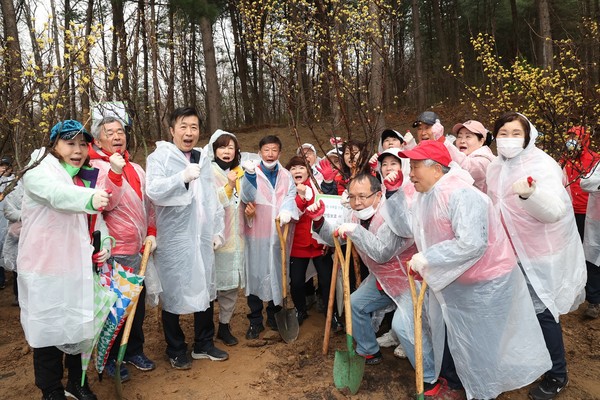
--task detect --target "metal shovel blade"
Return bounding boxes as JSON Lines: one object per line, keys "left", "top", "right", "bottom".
{"left": 333, "top": 335, "right": 365, "bottom": 395}
{"left": 274, "top": 305, "right": 299, "bottom": 343}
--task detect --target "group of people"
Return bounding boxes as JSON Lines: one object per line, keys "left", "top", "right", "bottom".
{"left": 5, "top": 107, "right": 597, "bottom": 400}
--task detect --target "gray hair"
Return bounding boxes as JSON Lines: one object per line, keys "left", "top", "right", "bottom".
{"left": 91, "top": 116, "right": 125, "bottom": 139}
{"left": 422, "top": 158, "right": 450, "bottom": 174}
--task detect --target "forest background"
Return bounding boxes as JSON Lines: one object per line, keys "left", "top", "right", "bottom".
{"left": 0, "top": 0, "right": 599, "bottom": 172}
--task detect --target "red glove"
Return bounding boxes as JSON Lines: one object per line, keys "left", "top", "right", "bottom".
{"left": 316, "top": 159, "right": 337, "bottom": 182}
{"left": 383, "top": 171, "right": 403, "bottom": 191}
{"left": 305, "top": 199, "right": 326, "bottom": 221}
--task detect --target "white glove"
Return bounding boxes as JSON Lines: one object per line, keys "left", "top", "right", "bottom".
{"left": 512, "top": 177, "right": 536, "bottom": 199}
{"left": 109, "top": 152, "right": 126, "bottom": 174}
{"left": 409, "top": 252, "right": 428, "bottom": 275}
{"left": 144, "top": 235, "right": 157, "bottom": 252}
{"left": 183, "top": 163, "right": 201, "bottom": 183}
{"left": 213, "top": 235, "right": 224, "bottom": 250}
{"left": 336, "top": 222, "right": 358, "bottom": 239}
{"left": 277, "top": 210, "right": 292, "bottom": 225}
{"left": 92, "top": 189, "right": 110, "bottom": 210}
{"left": 403, "top": 131, "right": 414, "bottom": 145}
{"left": 242, "top": 160, "right": 256, "bottom": 174}
{"left": 304, "top": 186, "right": 314, "bottom": 202}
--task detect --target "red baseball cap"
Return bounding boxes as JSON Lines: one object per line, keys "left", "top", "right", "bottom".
{"left": 398, "top": 140, "right": 451, "bottom": 167}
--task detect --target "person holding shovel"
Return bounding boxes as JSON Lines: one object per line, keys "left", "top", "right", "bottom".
{"left": 146, "top": 107, "right": 226, "bottom": 370}
{"left": 394, "top": 140, "right": 551, "bottom": 400}
{"left": 88, "top": 116, "right": 157, "bottom": 380}
{"left": 240, "top": 135, "right": 298, "bottom": 339}
{"left": 18, "top": 120, "right": 110, "bottom": 400}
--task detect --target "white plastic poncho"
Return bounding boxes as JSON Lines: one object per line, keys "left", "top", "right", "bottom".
{"left": 486, "top": 118, "right": 586, "bottom": 320}
{"left": 18, "top": 149, "right": 99, "bottom": 348}
{"left": 204, "top": 130, "right": 245, "bottom": 291}
{"left": 146, "top": 141, "right": 224, "bottom": 314}
{"left": 580, "top": 162, "right": 600, "bottom": 266}
{"left": 410, "top": 165, "right": 551, "bottom": 399}
{"left": 2, "top": 182, "right": 23, "bottom": 272}
{"left": 240, "top": 161, "right": 298, "bottom": 304}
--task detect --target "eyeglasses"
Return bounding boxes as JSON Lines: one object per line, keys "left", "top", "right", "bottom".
{"left": 348, "top": 191, "right": 379, "bottom": 203}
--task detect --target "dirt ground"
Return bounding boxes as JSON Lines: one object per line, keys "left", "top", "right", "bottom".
{"left": 2, "top": 120, "right": 600, "bottom": 399}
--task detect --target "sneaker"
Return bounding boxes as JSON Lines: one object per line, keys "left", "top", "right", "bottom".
{"left": 376, "top": 330, "right": 399, "bottom": 348}
{"left": 217, "top": 323, "right": 239, "bottom": 346}
{"left": 425, "top": 378, "right": 466, "bottom": 400}
{"left": 191, "top": 345, "right": 229, "bottom": 361}
{"left": 169, "top": 354, "right": 192, "bottom": 370}
{"left": 296, "top": 309, "right": 309, "bottom": 326}
{"left": 245, "top": 324, "right": 265, "bottom": 340}
{"left": 65, "top": 380, "right": 97, "bottom": 400}
{"left": 124, "top": 353, "right": 156, "bottom": 371}
{"left": 584, "top": 303, "right": 600, "bottom": 319}
{"left": 393, "top": 343, "right": 407, "bottom": 358}
{"left": 529, "top": 374, "right": 568, "bottom": 400}
{"left": 364, "top": 350, "right": 383, "bottom": 365}
{"left": 42, "top": 389, "right": 67, "bottom": 400}
{"left": 424, "top": 378, "right": 445, "bottom": 398}
{"left": 104, "top": 359, "right": 130, "bottom": 382}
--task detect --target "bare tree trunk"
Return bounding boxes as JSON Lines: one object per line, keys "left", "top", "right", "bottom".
{"left": 509, "top": 0, "right": 520, "bottom": 58}
{"left": 112, "top": 0, "right": 130, "bottom": 100}
{"left": 411, "top": 0, "right": 425, "bottom": 110}
{"left": 199, "top": 15, "right": 222, "bottom": 134}
{"left": 537, "top": 0, "right": 553, "bottom": 69}
{"left": 140, "top": 0, "right": 150, "bottom": 135}
{"left": 368, "top": 2, "right": 385, "bottom": 136}
{"left": 81, "top": 0, "right": 94, "bottom": 128}
{"left": 63, "top": 0, "right": 73, "bottom": 118}
{"left": 148, "top": 0, "right": 166, "bottom": 139}
{"left": 167, "top": 5, "right": 175, "bottom": 115}
{"left": 229, "top": 2, "right": 253, "bottom": 125}
{"left": 50, "top": 0, "right": 62, "bottom": 67}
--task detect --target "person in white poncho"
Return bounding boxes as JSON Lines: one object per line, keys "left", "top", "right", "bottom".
{"left": 396, "top": 140, "right": 551, "bottom": 400}
{"left": 486, "top": 112, "right": 587, "bottom": 400}
{"left": 240, "top": 135, "right": 298, "bottom": 340}
{"left": 146, "top": 108, "right": 226, "bottom": 370}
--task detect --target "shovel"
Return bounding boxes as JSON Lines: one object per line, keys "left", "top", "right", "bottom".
{"left": 115, "top": 238, "right": 153, "bottom": 399}
{"left": 332, "top": 234, "right": 365, "bottom": 394}
{"left": 274, "top": 218, "right": 299, "bottom": 343}
{"left": 322, "top": 253, "right": 339, "bottom": 355}
{"left": 408, "top": 266, "right": 428, "bottom": 400}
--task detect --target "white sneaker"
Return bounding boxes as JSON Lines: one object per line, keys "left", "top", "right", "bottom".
{"left": 393, "top": 343, "right": 407, "bottom": 359}
{"left": 376, "top": 330, "right": 399, "bottom": 348}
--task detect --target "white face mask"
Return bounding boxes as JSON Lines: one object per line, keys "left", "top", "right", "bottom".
{"left": 355, "top": 206, "right": 376, "bottom": 220}
{"left": 496, "top": 137, "right": 525, "bottom": 159}
{"left": 262, "top": 160, "right": 278, "bottom": 169}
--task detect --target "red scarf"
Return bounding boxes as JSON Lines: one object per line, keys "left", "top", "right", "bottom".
{"left": 88, "top": 145, "right": 142, "bottom": 199}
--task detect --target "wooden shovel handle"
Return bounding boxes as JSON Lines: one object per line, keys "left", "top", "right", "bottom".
{"left": 275, "top": 218, "right": 290, "bottom": 300}
{"left": 323, "top": 254, "right": 339, "bottom": 355}
{"left": 343, "top": 238, "right": 353, "bottom": 337}
{"left": 408, "top": 267, "right": 428, "bottom": 396}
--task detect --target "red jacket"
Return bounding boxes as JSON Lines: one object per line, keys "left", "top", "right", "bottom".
{"left": 291, "top": 178, "right": 325, "bottom": 258}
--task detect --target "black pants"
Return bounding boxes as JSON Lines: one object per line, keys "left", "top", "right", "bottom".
{"left": 161, "top": 302, "right": 215, "bottom": 358}
{"left": 440, "top": 330, "right": 463, "bottom": 390}
{"left": 33, "top": 346, "right": 81, "bottom": 395}
{"left": 575, "top": 213, "right": 600, "bottom": 304}
{"left": 537, "top": 308, "right": 567, "bottom": 378}
{"left": 246, "top": 294, "right": 281, "bottom": 326}
{"left": 13, "top": 270, "right": 18, "bottom": 297}
{"left": 109, "top": 285, "right": 146, "bottom": 359}
{"left": 290, "top": 254, "right": 333, "bottom": 313}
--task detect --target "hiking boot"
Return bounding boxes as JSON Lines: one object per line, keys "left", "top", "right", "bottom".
{"left": 296, "top": 309, "right": 309, "bottom": 326}
{"left": 124, "top": 353, "right": 156, "bottom": 371}
{"left": 528, "top": 374, "right": 568, "bottom": 400}
{"left": 169, "top": 353, "right": 192, "bottom": 370}
{"left": 376, "top": 330, "right": 399, "bottom": 348}
{"left": 191, "top": 345, "right": 229, "bottom": 361}
{"left": 217, "top": 323, "right": 239, "bottom": 346}
{"left": 42, "top": 389, "right": 67, "bottom": 400}
{"left": 245, "top": 324, "right": 265, "bottom": 340}
{"left": 104, "top": 359, "right": 130, "bottom": 382}
{"left": 65, "top": 380, "right": 97, "bottom": 400}
{"left": 364, "top": 350, "right": 383, "bottom": 365}
{"left": 584, "top": 303, "right": 600, "bottom": 319}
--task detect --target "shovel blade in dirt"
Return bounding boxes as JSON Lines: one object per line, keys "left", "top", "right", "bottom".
{"left": 274, "top": 307, "right": 299, "bottom": 343}
{"left": 333, "top": 334, "right": 365, "bottom": 395}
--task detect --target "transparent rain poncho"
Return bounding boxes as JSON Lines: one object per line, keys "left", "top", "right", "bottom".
{"left": 2, "top": 182, "right": 23, "bottom": 272}
{"left": 395, "top": 165, "right": 551, "bottom": 399}
{"left": 18, "top": 149, "right": 100, "bottom": 348}
{"left": 146, "top": 141, "right": 224, "bottom": 314}
{"left": 486, "top": 117, "right": 586, "bottom": 320}
{"left": 240, "top": 161, "right": 298, "bottom": 304}
{"left": 579, "top": 162, "right": 600, "bottom": 266}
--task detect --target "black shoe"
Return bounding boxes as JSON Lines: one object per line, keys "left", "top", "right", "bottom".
{"left": 364, "top": 350, "right": 383, "bottom": 365}
{"left": 42, "top": 389, "right": 67, "bottom": 400}
{"left": 245, "top": 324, "right": 265, "bottom": 340}
{"left": 529, "top": 374, "right": 568, "bottom": 400}
{"left": 191, "top": 345, "right": 229, "bottom": 361}
{"left": 296, "top": 309, "right": 309, "bottom": 326}
{"left": 217, "top": 323, "right": 239, "bottom": 346}
{"left": 266, "top": 318, "right": 278, "bottom": 331}
{"left": 65, "top": 380, "right": 97, "bottom": 400}
{"left": 168, "top": 354, "right": 192, "bottom": 370}
{"left": 331, "top": 313, "right": 344, "bottom": 333}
